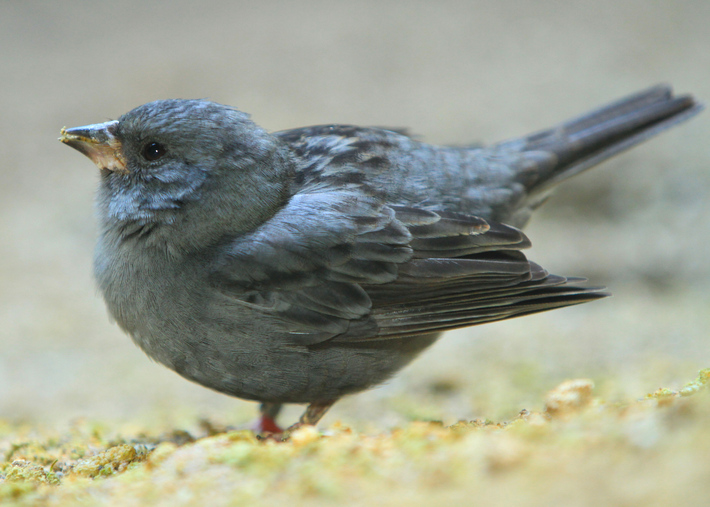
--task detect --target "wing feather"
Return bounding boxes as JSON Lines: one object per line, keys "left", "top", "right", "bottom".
{"left": 211, "top": 184, "right": 607, "bottom": 346}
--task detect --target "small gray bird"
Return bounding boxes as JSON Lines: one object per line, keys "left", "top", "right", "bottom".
{"left": 60, "top": 85, "right": 700, "bottom": 433}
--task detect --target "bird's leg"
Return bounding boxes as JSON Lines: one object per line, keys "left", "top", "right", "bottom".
{"left": 287, "top": 399, "right": 336, "bottom": 432}
{"left": 254, "top": 402, "right": 283, "bottom": 434}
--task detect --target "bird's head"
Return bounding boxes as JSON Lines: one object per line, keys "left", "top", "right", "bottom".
{"left": 61, "top": 100, "right": 293, "bottom": 251}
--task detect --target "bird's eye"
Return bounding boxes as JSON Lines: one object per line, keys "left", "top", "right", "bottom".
{"left": 142, "top": 141, "right": 167, "bottom": 161}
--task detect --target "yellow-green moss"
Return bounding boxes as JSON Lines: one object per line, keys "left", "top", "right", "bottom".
{"left": 0, "top": 369, "right": 708, "bottom": 506}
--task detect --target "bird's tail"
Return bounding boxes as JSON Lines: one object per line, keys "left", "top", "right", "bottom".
{"left": 507, "top": 85, "right": 702, "bottom": 193}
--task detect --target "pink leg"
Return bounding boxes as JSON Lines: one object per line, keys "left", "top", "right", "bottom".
{"left": 253, "top": 402, "right": 283, "bottom": 434}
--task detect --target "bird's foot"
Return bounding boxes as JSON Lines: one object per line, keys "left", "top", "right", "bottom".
{"left": 253, "top": 413, "right": 284, "bottom": 435}
{"left": 252, "top": 402, "right": 285, "bottom": 439}
{"left": 254, "top": 399, "right": 336, "bottom": 441}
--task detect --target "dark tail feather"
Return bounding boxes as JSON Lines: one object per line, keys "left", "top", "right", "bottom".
{"left": 516, "top": 85, "right": 702, "bottom": 192}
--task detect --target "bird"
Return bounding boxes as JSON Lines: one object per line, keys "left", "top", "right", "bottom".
{"left": 60, "top": 85, "right": 701, "bottom": 434}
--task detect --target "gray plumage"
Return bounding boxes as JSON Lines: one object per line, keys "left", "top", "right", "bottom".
{"left": 60, "top": 85, "right": 701, "bottom": 430}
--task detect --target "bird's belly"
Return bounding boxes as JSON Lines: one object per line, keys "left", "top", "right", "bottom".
{"left": 102, "top": 267, "right": 438, "bottom": 402}
{"left": 134, "top": 298, "right": 441, "bottom": 403}
{"left": 95, "top": 242, "right": 440, "bottom": 404}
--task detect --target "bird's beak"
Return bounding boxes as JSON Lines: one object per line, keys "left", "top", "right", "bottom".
{"left": 59, "top": 120, "right": 128, "bottom": 173}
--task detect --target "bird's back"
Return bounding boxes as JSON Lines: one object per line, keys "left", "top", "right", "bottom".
{"left": 277, "top": 85, "right": 701, "bottom": 229}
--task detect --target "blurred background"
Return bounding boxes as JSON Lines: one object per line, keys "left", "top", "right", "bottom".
{"left": 0, "top": 1, "right": 708, "bottom": 432}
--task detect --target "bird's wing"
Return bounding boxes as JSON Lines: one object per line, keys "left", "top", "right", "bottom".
{"left": 210, "top": 185, "right": 607, "bottom": 346}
